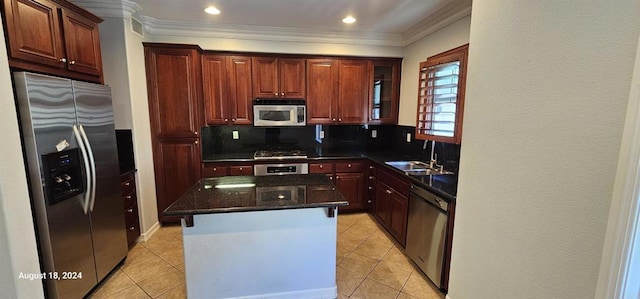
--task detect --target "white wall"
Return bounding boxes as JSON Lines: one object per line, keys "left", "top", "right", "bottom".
{"left": 0, "top": 18, "right": 45, "bottom": 299}
{"left": 99, "top": 16, "right": 159, "bottom": 238}
{"left": 398, "top": 15, "right": 471, "bottom": 126}
{"left": 450, "top": 1, "right": 640, "bottom": 298}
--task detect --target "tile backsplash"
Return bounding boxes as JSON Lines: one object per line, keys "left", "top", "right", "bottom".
{"left": 201, "top": 125, "right": 460, "bottom": 172}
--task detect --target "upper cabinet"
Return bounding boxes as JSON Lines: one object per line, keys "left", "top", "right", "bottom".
{"left": 252, "top": 57, "right": 305, "bottom": 99}
{"left": 144, "top": 44, "right": 203, "bottom": 138}
{"left": 369, "top": 59, "right": 401, "bottom": 124}
{"left": 415, "top": 44, "right": 469, "bottom": 144}
{"left": 2, "top": 0, "right": 104, "bottom": 83}
{"left": 307, "top": 59, "right": 370, "bottom": 125}
{"left": 203, "top": 54, "right": 252, "bottom": 125}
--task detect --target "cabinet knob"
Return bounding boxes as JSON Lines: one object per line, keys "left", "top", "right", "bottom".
{"left": 369, "top": 176, "right": 373, "bottom": 179}
{"left": 367, "top": 200, "right": 372, "bottom": 203}
{"left": 69, "top": 60, "right": 76, "bottom": 65}
{"left": 195, "top": 140, "right": 199, "bottom": 145}
{"left": 127, "top": 208, "right": 133, "bottom": 213}
{"left": 282, "top": 92, "right": 285, "bottom": 96}
{"left": 59, "top": 58, "right": 67, "bottom": 63}
{"left": 213, "top": 167, "right": 217, "bottom": 171}
{"left": 369, "top": 166, "right": 374, "bottom": 169}
{"left": 386, "top": 189, "right": 392, "bottom": 194}
{"left": 347, "top": 164, "right": 352, "bottom": 168}
{"left": 336, "top": 175, "right": 339, "bottom": 179}
{"left": 232, "top": 118, "right": 236, "bottom": 122}
{"left": 368, "top": 186, "right": 373, "bottom": 190}
{"left": 239, "top": 167, "right": 243, "bottom": 170}
{"left": 339, "top": 118, "right": 343, "bottom": 122}
{"left": 195, "top": 131, "right": 198, "bottom": 135}
{"left": 224, "top": 118, "right": 229, "bottom": 122}
{"left": 124, "top": 182, "right": 130, "bottom": 186}
{"left": 129, "top": 226, "right": 135, "bottom": 231}
{"left": 126, "top": 195, "right": 132, "bottom": 199}
{"left": 319, "top": 165, "right": 323, "bottom": 169}
{"left": 332, "top": 118, "right": 336, "bottom": 122}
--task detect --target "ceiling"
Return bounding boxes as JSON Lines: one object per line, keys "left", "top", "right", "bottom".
{"left": 72, "top": 0, "right": 472, "bottom": 46}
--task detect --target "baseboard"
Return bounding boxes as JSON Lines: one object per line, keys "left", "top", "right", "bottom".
{"left": 229, "top": 287, "right": 336, "bottom": 299}
{"left": 139, "top": 221, "right": 160, "bottom": 242}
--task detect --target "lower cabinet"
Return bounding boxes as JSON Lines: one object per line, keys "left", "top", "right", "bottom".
{"left": 203, "top": 162, "right": 254, "bottom": 177}
{"left": 154, "top": 138, "right": 201, "bottom": 223}
{"left": 372, "top": 164, "right": 410, "bottom": 247}
{"left": 120, "top": 172, "right": 140, "bottom": 247}
{"left": 310, "top": 159, "right": 366, "bottom": 212}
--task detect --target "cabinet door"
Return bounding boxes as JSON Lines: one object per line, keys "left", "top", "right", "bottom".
{"left": 144, "top": 46, "right": 202, "bottom": 137}
{"left": 3, "top": 0, "right": 65, "bottom": 68}
{"left": 374, "top": 182, "right": 390, "bottom": 224}
{"left": 388, "top": 190, "right": 408, "bottom": 246}
{"left": 280, "top": 58, "right": 306, "bottom": 98}
{"left": 307, "top": 59, "right": 338, "bottom": 124}
{"left": 369, "top": 60, "right": 400, "bottom": 124}
{"left": 335, "top": 172, "right": 365, "bottom": 211}
{"left": 203, "top": 54, "right": 229, "bottom": 125}
{"left": 338, "top": 60, "right": 369, "bottom": 124}
{"left": 60, "top": 7, "right": 102, "bottom": 76}
{"left": 154, "top": 139, "right": 201, "bottom": 223}
{"left": 228, "top": 165, "right": 253, "bottom": 176}
{"left": 228, "top": 56, "right": 253, "bottom": 125}
{"left": 252, "top": 56, "right": 279, "bottom": 98}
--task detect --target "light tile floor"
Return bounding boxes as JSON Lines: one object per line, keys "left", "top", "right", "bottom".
{"left": 89, "top": 213, "right": 443, "bottom": 299}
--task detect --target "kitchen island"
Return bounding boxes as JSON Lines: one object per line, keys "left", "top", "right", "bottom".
{"left": 164, "top": 174, "right": 348, "bottom": 299}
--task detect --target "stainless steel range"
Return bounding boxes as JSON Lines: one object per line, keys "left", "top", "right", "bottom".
{"left": 254, "top": 149, "right": 309, "bottom": 175}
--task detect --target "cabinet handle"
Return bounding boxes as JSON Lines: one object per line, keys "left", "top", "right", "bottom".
{"left": 129, "top": 226, "right": 135, "bottom": 231}
{"left": 319, "top": 165, "right": 323, "bottom": 169}
{"left": 124, "top": 182, "right": 130, "bottom": 186}
{"left": 127, "top": 208, "right": 133, "bottom": 213}
{"left": 336, "top": 175, "right": 339, "bottom": 179}
{"left": 195, "top": 140, "right": 199, "bottom": 145}
{"left": 126, "top": 195, "right": 132, "bottom": 199}
{"left": 369, "top": 166, "right": 374, "bottom": 169}
{"left": 282, "top": 92, "right": 285, "bottom": 96}
{"left": 385, "top": 189, "right": 392, "bottom": 194}
{"left": 369, "top": 176, "right": 373, "bottom": 179}
{"left": 239, "top": 167, "right": 243, "bottom": 171}
{"left": 69, "top": 60, "right": 76, "bottom": 65}
{"left": 339, "top": 118, "right": 343, "bottom": 122}
{"left": 232, "top": 118, "right": 236, "bottom": 122}
{"left": 195, "top": 131, "right": 198, "bottom": 135}
{"left": 224, "top": 118, "right": 229, "bottom": 122}
{"left": 368, "top": 186, "right": 373, "bottom": 190}
{"left": 213, "top": 167, "right": 217, "bottom": 171}
{"left": 347, "top": 164, "right": 352, "bottom": 168}
{"left": 332, "top": 118, "right": 336, "bottom": 122}
{"left": 274, "top": 93, "right": 278, "bottom": 96}
{"left": 59, "top": 58, "right": 67, "bottom": 63}
{"left": 367, "top": 200, "right": 372, "bottom": 203}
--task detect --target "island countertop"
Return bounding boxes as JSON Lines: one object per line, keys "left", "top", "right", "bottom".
{"left": 164, "top": 174, "right": 349, "bottom": 217}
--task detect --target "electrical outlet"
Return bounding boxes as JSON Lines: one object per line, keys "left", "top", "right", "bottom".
{"left": 232, "top": 130, "right": 239, "bottom": 140}
{"left": 406, "top": 133, "right": 411, "bottom": 143}
{"left": 372, "top": 130, "right": 377, "bottom": 138}
{"left": 319, "top": 130, "right": 325, "bottom": 139}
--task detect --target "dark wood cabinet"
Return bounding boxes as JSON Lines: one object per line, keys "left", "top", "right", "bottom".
{"left": 307, "top": 59, "right": 370, "bottom": 124}
{"left": 120, "top": 172, "right": 140, "bottom": 247}
{"left": 154, "top": 139, "right": 201, "bottom": 223}
{"left": 202, "top": 54, "right": 252, "bottom": 125}
{"left": 372, "top": 165, "right": 409, "bottom": 246}
{"left": 369, "top": 59, "right": 401, "bottom": 124}
{"left": 144, "top": 44, "right": 203, "bottom": 137}
{"left": 310, "top": 160, "right": 365, "bottom": 212}
{"left": 252, "top": 57, "right": 305, "bottom": 98}
{"left": 307, "top": 59, "right": 339, "bottom": 124}
{"left": 144, "top": 43, "right": 203, "bottom": 224}
{"left": 2, "top": 0, "right": 104, "bottom": 82}
{"left": 202, "top": 162, "right": 254, "bottom": 177}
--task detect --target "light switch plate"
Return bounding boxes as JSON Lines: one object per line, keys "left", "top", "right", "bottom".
{"left": 372, "top": 130, "right": 377, "bottom": 138}
{"left": 406, "top": 133, "right": 411, "bottom": 143}
{"left": 232, "top": 131, "right": 239, "bottom": 140}
{"left": 319, "top": 131, "right": 325, "bottom": 139}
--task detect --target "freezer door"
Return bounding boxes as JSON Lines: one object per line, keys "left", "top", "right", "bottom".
{"left": 73, "top": 80, "right": 128, "bottom": 280}
{"left": 13, "top": 72, "right": 98, "bottom": 298}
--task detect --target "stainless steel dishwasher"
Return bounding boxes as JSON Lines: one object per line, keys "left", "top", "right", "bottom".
{"left": 406, "top": 184, "right": 449, "bottom": 289}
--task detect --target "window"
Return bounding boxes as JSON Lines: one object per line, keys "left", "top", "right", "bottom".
{"left": 415, "top": 44, "right": 468, "bottom": 144}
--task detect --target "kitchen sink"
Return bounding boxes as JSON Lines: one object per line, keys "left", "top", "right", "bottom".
{"left": 385, "top": 161, "right": 454, "bottom": 175}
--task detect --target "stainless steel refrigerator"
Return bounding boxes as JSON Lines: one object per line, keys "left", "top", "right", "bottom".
{"left": 13, "top": 72, "right": 128, "bottom": 298}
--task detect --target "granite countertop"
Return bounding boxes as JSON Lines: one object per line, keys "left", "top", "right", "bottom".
{"left": 203, "top": 150, "right": 458, "bottom": 201}
{"left": 164, "top": 174, "right": 349, "bottom": 216}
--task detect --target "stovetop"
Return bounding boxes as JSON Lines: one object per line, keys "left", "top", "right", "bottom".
{"left": 254, "top": 149, "right": 307, "bottom": 160}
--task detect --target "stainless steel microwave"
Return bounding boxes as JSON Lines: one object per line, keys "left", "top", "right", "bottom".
{"left": 253, "top": 99, "right": 306, "bottom": 126}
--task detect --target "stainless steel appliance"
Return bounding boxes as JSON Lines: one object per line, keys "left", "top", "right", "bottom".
{"left": 254, "top": 163, "right": 309, "bottom": 175}
{"left": 254, "top": 149, "right": 308, "bottom": 160}
{"left": 405, "top": 184, "right": 449, "bottom": 290}
{"left": 13, "top": 72, "right": 128, "bottom": 298}
{"left": 253, "top": 99, "right": 306, "bottom": 126}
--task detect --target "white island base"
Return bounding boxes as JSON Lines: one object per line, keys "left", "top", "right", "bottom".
{"left": 181, "top": 207, "right": 338, "bottom": 299}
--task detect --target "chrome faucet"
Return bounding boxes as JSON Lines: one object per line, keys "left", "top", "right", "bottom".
{"left": 429, "top": 140, "right": 437, "bottom": 168}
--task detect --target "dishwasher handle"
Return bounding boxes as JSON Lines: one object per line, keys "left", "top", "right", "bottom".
{"left": 410, "top": 184, "right": 448, "bottom": 212}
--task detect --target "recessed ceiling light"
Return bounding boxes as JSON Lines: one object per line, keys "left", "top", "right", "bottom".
{"left": 342, "top": 16, "right": 356, "bottom": 24}
{"left": 204, "top": 6, "right": 221, "bottom": 15}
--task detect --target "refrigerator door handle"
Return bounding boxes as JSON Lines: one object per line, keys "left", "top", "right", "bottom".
{"left": 73, "top": 124, "right": 91, "bottom": 214}
{"left": 79, "top": 125, "right": 97, "bottom": 212}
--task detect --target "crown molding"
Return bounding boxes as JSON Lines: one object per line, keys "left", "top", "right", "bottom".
{"left": 402, "top": 0, "right": 472, "bottom": 45}
{"left": 140, "top": 16, "right": 405, "bottom": 47}
{"left": 70, "top": 0, "right": 141, "bottom": 18}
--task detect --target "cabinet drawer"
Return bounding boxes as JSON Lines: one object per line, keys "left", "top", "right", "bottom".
{"left": 229, "top": 165, "right": 253, "bottom": 176}
{"left": 335, "top": 161, "right": 364, "bottom": 173}
{"left": 377, "top": 168, "right": 410, "bottom": 197}
{"left": 309, "top": 162, "right": 334, "bottom": 174}
{"left": 126, "top": 221, "right": 140, "bottom": 246}
{"left": 120, "top": 173, "right": 136, "bottom": 195}
{"left": 122, "top": 191, "right": 136, "bottom": 209}
{"left": 203, "top": 165, "right": 228, "bottom": 177}
{"left": 124, "top": 204, "right": 138, "bottom": 225}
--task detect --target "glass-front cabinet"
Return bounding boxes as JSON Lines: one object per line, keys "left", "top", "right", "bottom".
{"left": 369, "top": 59, "right": 401, "bottom": 124}
{"left": 415, "top": 44, "right": 468, "bottom": 144}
